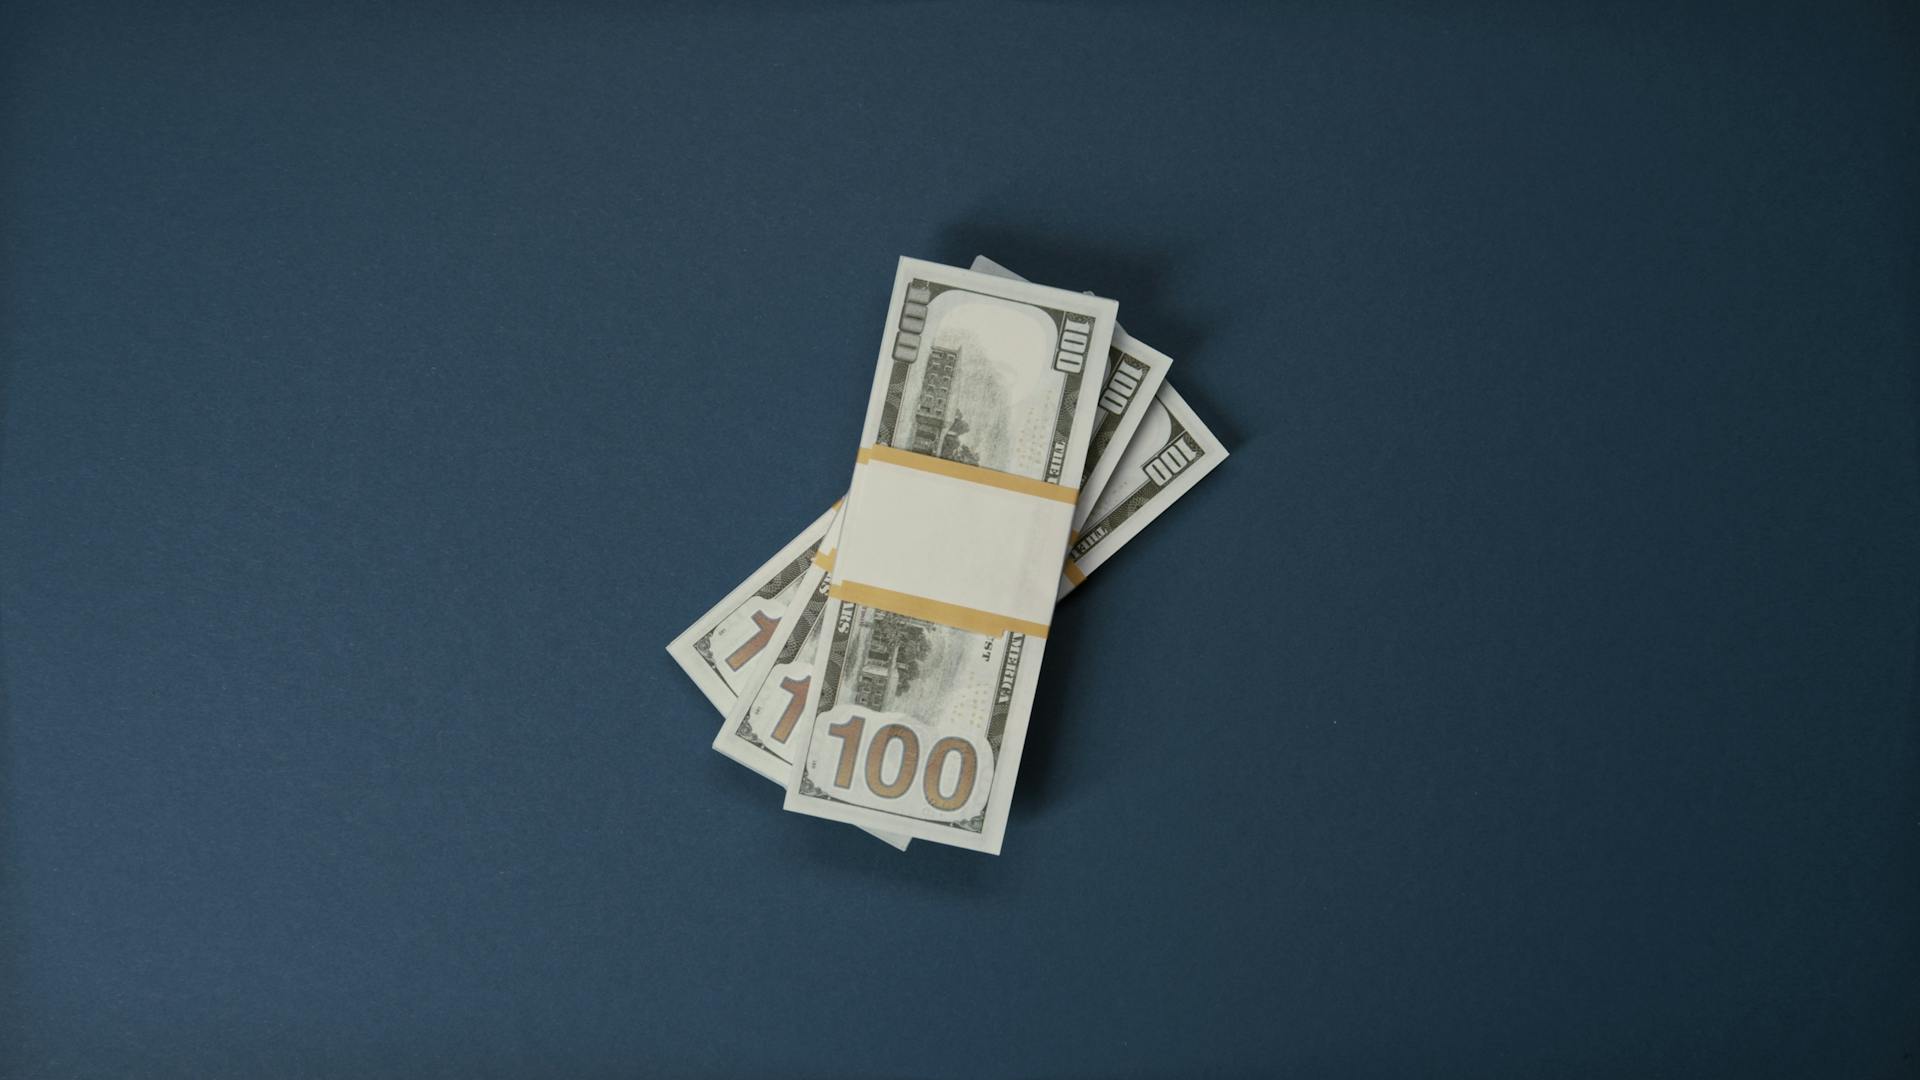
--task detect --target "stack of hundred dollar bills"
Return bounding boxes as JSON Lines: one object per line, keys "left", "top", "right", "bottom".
{"left": 667, "top": 256, "right": 1226, "bottom": 854}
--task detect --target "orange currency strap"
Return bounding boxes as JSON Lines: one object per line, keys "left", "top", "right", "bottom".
{"left": 827, "top": 580, "right": 1050, "bottom": 640}
{"left": 854, "top": 445, "right": 1078, "bottom": 505}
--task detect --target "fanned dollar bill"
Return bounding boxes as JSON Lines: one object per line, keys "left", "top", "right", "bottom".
{"left": 665, "top": 504, "right": 837, "bottom": 714}
{"left": 1064, "top": 381, "right": 1227, "bottom": 586}
{"left": 716, "top": 561, "right": 838, "bottom": 781}
{"left": 781, "top": 258, "right": 1117, "bottom": 853}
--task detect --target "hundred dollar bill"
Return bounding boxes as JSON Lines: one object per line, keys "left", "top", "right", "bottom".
{"left": 969, "top": 255, "right": 1172, "bottom": 528}
{"left": 665, "top": 504, "right": 837, "bottom": 714}
{"left": 1063, "top": 381, "right": 1227, "bottom": 588}
{"left": 781, "top": 258, "right": 1117, "bottom": 853}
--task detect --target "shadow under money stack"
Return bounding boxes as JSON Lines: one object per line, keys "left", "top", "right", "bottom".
{"left": 668, "top": 256, "right": 1227, "bottom": 854}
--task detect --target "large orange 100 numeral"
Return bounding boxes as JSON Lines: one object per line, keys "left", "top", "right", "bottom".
{"left": 924, "top": 737, "right": 978, "bottom": 810}
{"left": 821, "top": 717, "right": 979, "bottom": 812}
{"left": 769, "top": 675, "right": 809, "bottom": 744}
{"left": 865, "top": 724, "right": 918, "bottom": 798}
{"left": 725, "top": 609, "right": 779, "bottom": 671}
{"left": 827, "top": 716, "right": 865, "bottom": 788}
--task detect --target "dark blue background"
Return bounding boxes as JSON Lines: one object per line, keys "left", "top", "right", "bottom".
{"left": 2, "top": 2, "right": 1915, "bottom": 1076}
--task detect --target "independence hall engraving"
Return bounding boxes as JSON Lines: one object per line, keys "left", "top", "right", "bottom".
{"left": 909, "top": 346, "right": 978, "bottom": 464}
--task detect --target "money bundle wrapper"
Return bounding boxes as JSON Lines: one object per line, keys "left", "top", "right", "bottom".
{"left": 669, "top": 256, "right": 1227, "bottom": 853}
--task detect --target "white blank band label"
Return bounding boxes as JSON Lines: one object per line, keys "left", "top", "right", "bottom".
{"left": 836, "top": 458, "right": 1074, "bottom": 631}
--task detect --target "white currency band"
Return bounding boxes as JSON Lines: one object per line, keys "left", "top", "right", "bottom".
{"left": 834, "top": 450, "right": 1075, "bottom": 636}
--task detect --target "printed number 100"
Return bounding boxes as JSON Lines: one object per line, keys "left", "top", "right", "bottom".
{"left": 824, "top": 715, "right": 978, "bottom": 811}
